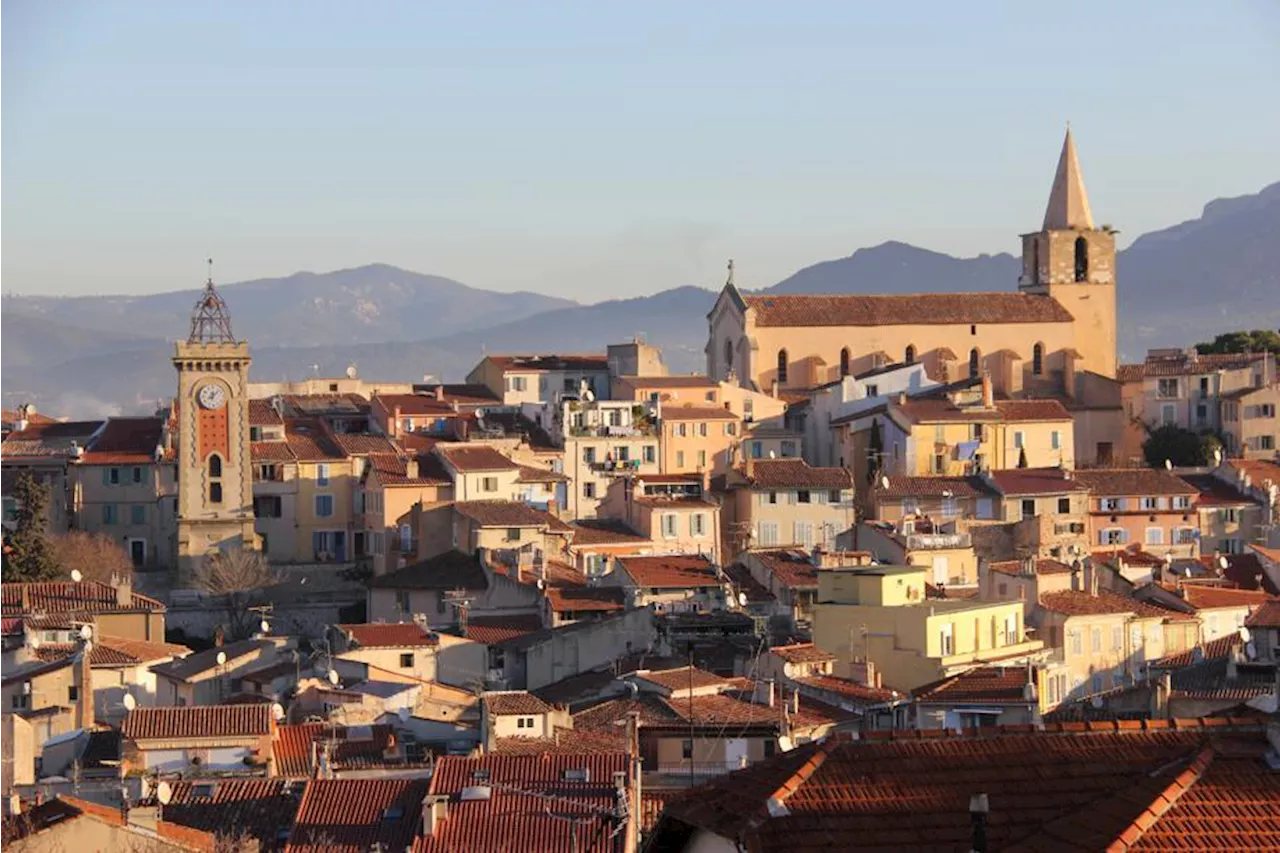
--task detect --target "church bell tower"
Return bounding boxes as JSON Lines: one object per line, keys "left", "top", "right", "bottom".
{"left": 173, "top": 264, "right": 258, "bottom": 584}
{"left": 1019, "top": 129, "right": 1118, "bottom": 378}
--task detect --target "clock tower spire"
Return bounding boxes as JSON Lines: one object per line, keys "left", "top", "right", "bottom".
{"left": 173, "top": 261, "right": 259, "bottom": 585}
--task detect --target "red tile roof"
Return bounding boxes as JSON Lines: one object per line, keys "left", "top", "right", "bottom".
{"left": 163, "top": 778, "right": 301, "bottom": 849}
{"left": 768, "top": 644, "right": 836, "bottom": 665}
{"left": 286, "top": 778, "right": 430, "bottom": 853}
{"left": 633, "top": 666, "right": 731, "bottom": 693}
{"left": 121, "top": 705, "right": 272, "bottom": 740}
{"left": 463, "top": 613, "right": 545, "bottom": 646}
{"left": 483, "top": 691, "right": 555, "bottom": 715}
{"left": 992, "top": 399, "right": 1073, "bottom": 421}
{"left": 272, "top": 723, "right": 397, "bottom": 778}
{"left": 877, "top": 475, "right": 994, "bottom": 500}
{"left": 751, "top": 549, "right": 819, "bottom": 589}
{"left": 338, "top": 622, "right": 439, "bottom": 648}
{"left": 1117, "top": 352, "right": 1266, "bottom": 380}
{"left": 1150, "top": 633, "right": 1240, "bottom": 669}
{"left": 573, "top": 696, "right": 684, "bottom": 731}
{"left": 617, "top": 555, "right": 719, "bottom": 589}
{"left": 794, "top": 675, "right": 901, "bottom": 706}
{"left": 430, "top": 752, "right": 628, "bottom": 794}
{"left": 490, "top": 728, "right": 626, "bottom": 756}
{"left": 721, "top": 562, "right": 776, "bottom": 604}
{"left": 913, "top": 666, "right": 1036, "bottom": 705}
{"left": 515, "top": 464, "right": 568, "bottom": 484}
{"left": 369, "top": 550, "right": 489, "bottom": 592}
{"left": 661, "top": 405, "right": 739, "bottom": 421}
{"left": 436, "top": 444, "right": 518, "bottom": 472}
{"left": 373, "top": 393, "right": 461, "bottom": 416}
{"left": 743, "top": 292, "right": 1074, "bottom": 327}
{"left": 1038, "top": 590, "right": 1196, "bottom": 620}
{"left": 1198, "top": 552, "right": 1278, "bottom": 595}
{"left": 80, "top": 416, "right": 166, "bottom": 464}
{"left": 2, "top": 580, "right": 165, "bottom": 615}
{"left": 284, "top": 419, "right": 347, "bottom": 461}
{"left": 1244, "top": 599, "right": 1280, "bottom": 628}
{"left": 415, "top": 791, "right": 622, "bottom": 853}
{"left": 545, "top": 586, "right": 627, "bottom": 613}
{"left": 332, "top": 432, "right": 399, "bottom": 456}
{"left": 368, "top": 451, "right": 452, "bottom": 486}
{"left": 248, "top": 398, "right": 284, "bottom": 426}
{"left": 251, "top": 440, "right": 296, "bottom": 462}
{"left": 1179, "top": 474, "right": 1255, "bottom": 506}
{"left": 739, "top": 459, "right": 852, "bottom": 490}
{"left": 568, "top": 519, "right": 650, "bottom": 547}
{"left": 454, "top": 500, "right": 566, "bottom": 528}
{"left": 988, "top": 558, "right": 1074, "bottom": 576}
{"left": 986, "top": 467, "right": 1087, "bottom": 495}
{"left": 1072, "top": 467, "right": 1198, "bottom": 497}
{"left": 34, "top": 634, "right": 189, "bottom": 667}
{"left": 2, "top": 419, "right": 104, "bottom": 459}
{"left": 1180, "top": 585, "right": 1274, "bottom": 610}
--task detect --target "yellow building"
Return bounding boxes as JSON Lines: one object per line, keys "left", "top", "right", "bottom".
{"left": 659, "top": 405, "right": 741, "bottom": 476}
{"left": 708, "top": 130, "right": 1117, "bottom": 396}
{"left": 811, "top": 565, "right": 1042, "bottom": 691}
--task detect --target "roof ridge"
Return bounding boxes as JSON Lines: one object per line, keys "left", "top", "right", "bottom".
{"left": 765, "top": 737, "right": 837, "bottom": 809}
{"left": 1107, "top": 744, "right": 1216, "bottom": 852}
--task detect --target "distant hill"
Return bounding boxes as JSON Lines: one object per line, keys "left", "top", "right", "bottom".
{"left": 4, "top": 183, "right": 1275, "bottom": 414}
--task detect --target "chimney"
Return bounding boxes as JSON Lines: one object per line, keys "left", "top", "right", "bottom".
{"left": 981, "top": 374, "right": 994, "bottom": 409}
{"left": 435, "top": 383, "right": 446, "bottom": 402}
{"left": 789, "top": 689, "right": 799, "bottom": 715}
{"left": 897, "top": 392, "right": 907, "bottom": 407}
{"left": 392, "top": 406, "right": 402, "bottom": 438}
{"left": 754, "top": 678, "right": 776, "bottom": 708}
{"left": 78, "top": 646, "right": 95, "bottom": 730}
{"left": 405, "top": 457, "right": 419, "bottom": 480}
{"left": 114, "top": 574, "right": 133, "bottom": 609}
{"left": 421, "top": 794, "right": 449, "bottom": 837}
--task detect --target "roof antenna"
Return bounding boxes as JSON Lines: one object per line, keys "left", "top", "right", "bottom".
{"left": 206, "top": 257, "right": 214, "bottom": 286}
{"left": 726, "top": 258, "right": 735, "bottom": 288}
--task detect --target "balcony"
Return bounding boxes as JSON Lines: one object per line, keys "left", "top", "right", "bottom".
{"left": 569, "top": 422, "right": 657, "bottom": 438}
{"left": 905, "top": 532, "right": 971, "bottom": 550}
{"left": 588, "top": 458, "right": 645, "bottom": 474}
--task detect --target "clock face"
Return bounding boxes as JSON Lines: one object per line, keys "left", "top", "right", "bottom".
{"left": 198, "top": 383, "right": 227, "bottom": 410}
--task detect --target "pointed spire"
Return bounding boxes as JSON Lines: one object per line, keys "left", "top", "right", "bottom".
{"left": 1042, "top": 127, "right": 1094, "bottom": 230}
{"left": 188, "top": 258, "right": 236, "bottom": 344}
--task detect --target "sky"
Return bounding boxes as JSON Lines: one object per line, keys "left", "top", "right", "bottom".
{"left": 4, "top": 1, "right": 1279, "bottom": 302}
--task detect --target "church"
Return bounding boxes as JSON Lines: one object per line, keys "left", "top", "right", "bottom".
{"left": 705, "top": 130, "right": 1122, "bottom": 464}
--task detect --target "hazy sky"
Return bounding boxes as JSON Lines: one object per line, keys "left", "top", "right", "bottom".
{"left": 4, "top": 1, "right": 1278, "bottom": 301}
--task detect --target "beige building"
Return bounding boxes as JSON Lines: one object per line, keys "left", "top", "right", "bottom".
{"left": 855, "top": 519, "right": 978, "bottom": 589}
{"left": 1072, "top": 468, "right": 1199, "bottom": 557}
{"left": 1222, "top": 382, "right": 1279, "bottom": 458}
{"left": 1, "top": 651, "right": 94, "bottom": 751}
{"left": 812, "top": 565, "right": 1042, "bottom": 691}
{"left": 467, "top": 354, "right": 611, "bottom": 405}
{"left": 598, "top": 476, "right": 721, "bottom": 564}
{"left": 558, "top": 398, "right": 660, "bottom": 520}
{"left": 173, "top": 278, "right": 259, "bottom": 583}
{"left": 360, "top": 452, "right": 453, "bottom": 576}
{"left": 715, "top": 458, "right": 855, "bottom": 560}
{"left": 659, "top": 405, "right": 741, "bottom": 476}
{"left": 708, "top": 131, "right": 1118, "bottom": 397}
{"left": 609, "top": 554, "right": 726, "bottom": 613}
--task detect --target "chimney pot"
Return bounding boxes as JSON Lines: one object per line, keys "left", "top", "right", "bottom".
{"left": 981, "top": 375, "right": 994, "bottom": 409}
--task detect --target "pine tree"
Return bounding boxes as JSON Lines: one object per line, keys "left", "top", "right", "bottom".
{"left": 1017, "top": 446, "right": 1029, "bottom": 469}
{"left": 4, "top": 472, "right": 60, "bottom": 582}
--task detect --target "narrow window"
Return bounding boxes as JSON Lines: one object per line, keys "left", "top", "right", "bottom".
{"left": 777, "top": 349, "right": 788, "bottom": 384}
{"left": 1074, "top": 237, "right": 1088, "bottom": 282}
{"left": 208, "top": 454, "right": 222, "bottom": 478}
{"left": 723, "top": 338, "right": 734, "bottom": 373}
{"left": 904, "top": 345, "right": 916, "bottom": 365}
{"left": 839, "top": 348, "right": 850, "bottom": 377}
{"left": 1032, "top": 343, "right": 1044, "bottom": 376}
{"left": 209, "top": 482, "right": 223, "bottom": 504}
{"left": 969, "top": 348, "right": 980, "bottom": 378}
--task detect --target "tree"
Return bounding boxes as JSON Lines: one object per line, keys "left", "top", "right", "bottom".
{"left": 1142, "top": 424, "right": 1219, "bottom": 468}
{"left": 192, "top": 548, "right": 281, "bottom": 640}
{"left": 865, "top": 418, "right": 885, "bottom": 484}
{"left": 1195, "top": 329, "right": 1280, "bottom": 357}
{"left": 1017, "top": 447, "right": 1028, "bottom": 469}
{"left": 4, "top": 472, "right": 60, "bottom": 582}
{"left": 50, "top": 531, "right": 134, "bottom": 584}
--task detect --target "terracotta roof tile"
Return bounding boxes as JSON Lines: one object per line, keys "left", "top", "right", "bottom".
{"left": 515, "top": 464, "right": 568, "bottom": 484}
{"left": 436, "top": 444, "right": 519, "bottom": 472}
{"left": 545, "top": 586, "right": 627, "bottom": 613}
{"left": 1072, "top": 468, "right": 1198, "bottom": 497}
{"left": 633, "top": 666, "right": 731, "bottom": 692}
{"left": 1118, "top": 352, "right": 1267, "bottom": 380}
{"left": 768, "top": 644, "right": 836, "bottom": 665}
{"left": 743, "top": 292, "right": 1074, "bottom": 327}
{"left": 332, "top": 432, "right": 399, "bottom": 456}
{"left": 248, "top": 398, "right": 284, "bottom": 426}
{"left": 573, "top": 695, "right": 683, "bottom": 731}
{"left": 121, "top": 705, "right": 272, "bottom": 740}
{"left": 1039, "top": 590, "right": 1196, "bottom": 620}
{"left": 338, "top": 622, "right": 439, "bottom": 648}
{"left": 617, "top": 555, "right": 719, "bottom": 589}
{"left": 1180, "top": 474, "right": 1256, "bottom": 506}
{"left": 986, "top": 467, "right": 1088, "bottom": 495}
{"left": 1180, "top": 585, "right": 1274, "bottom": 609}
{"left": 1, "top": 580, "right": 165, "bottom": 615}
{"left": 1244, "top": 599, "right": 1280, "bottom": 628}
{"left": 80, "top": 416, "right": 166, "bottom": 464}
{"left": 369, "top": 550, "right": 488, "bottom": 591}
{"left": 284, "top": 419, "right": 347, "bottom": 461}
{"left": 490, "top": 727, "right": 626, "bottom": 755}
{"left": 913, "top": 666, "right": 1036, "bottom": 705}
{"left": 163, "top": 778, "right": 301, "bottom": 848}
{"left": 286, "top": 778, "right": 430, "bottom": 853}
{"left": 568, "top": 519, "right": 650, "bottom": 547}
{"left": 989, "top": 558, "right": 1074, "bottom": 576}
{"left": 463, "top": 613, "right": 545, "bottom": 646}
{"left": 751, "top": 549, "right": 819, "bottom": 589}
{"left": 721, "top": 562, "right": 776, "bottom": 604}
{"left": 484, "top": 691, "right": 556, "bottom": 715}
{"left": 1, "top": 419, "right": 103, "bottom": 458}
{"left": 1150, "top": 633, "right": 1240, "bottom": 669}
{"left": 251, "top": 440, "right": 296, "bottom": 462}
{"left": 454, "top": 500, "right": 565, "bottom": 528}
{"left": 373, "top": 392, "right": 461, "bottom": 416}
{"left": 273, "top": 723, "right": 397, "bottom": 778}
{"left": 35, "top": 634, "right": 189, "bottom": 667}
{"left": 877, "top": 475, "right": 995, "bottom": 500}
{"left": 794, "top": 675, "right": 900, "bottom": 706}
{"left": 739, "top": 459, "right": 852, "bottom": 490}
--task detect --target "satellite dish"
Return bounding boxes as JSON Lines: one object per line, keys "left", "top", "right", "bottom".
{"left": 70, "top": 569, "right": 83, "bottom": 583}
{"left": 768, "top": 450, "right": 777, "bottom": 459}
{"left": 271, "top": 702, "right": 286, "bottom": 721}
{"left": 536, "top": 578, "right": 545, "bottom": 590}
{"left": 156, "top": 781, "right": 172, "bottom": 806}
{"left": 300, "top": 577, "right": 308, "bottom": 585}
{"left": 123, "top": 694, "right": 137, "bottom": 711}
{"left": 215, "top": 651, "right": 227, "bottom": 666}
{"left": 1218, "top": 556, "right": 1229, "bottom": 570}
{"left": 79, "top": 625, "right": 93, "bottom": 640}
{"left": 1090, "top": 696, "right": 1104, "bottom": 709}
{"left": 397, "top": 707, "right": 411, "bottom": 723}
{"left": 1164, "top": 459, "right": 1173, "bottom": 470}
{"left": 328, "top": 669, "right": 340, "bottom": 686}
{"left": 738, "top": 591, "right": 748, "bottom": 607}
{"left": 1213, "top": 447, "right": 1222, "bottom": 466}
{"left": 260, "top": 620, "right": 271, "bottom": 634}
{"left": 583, "top": 388, "right": 595, "bottom": 402}
{"left": 29, "top": 636, "right": 41, "bottom": 649}
{"left": 1245, "top": 641, "right": 1257, "bottom": 660}
{"left": 881, "top": 476, "right": 891, "bottom": 490}
{"left": 1239, "top": 626, "right": 1251, "bottom": 642}
{"left": 345, "top": 364, "right": 358, "bottom": 379}
{"left": 1184, "top": 567, "right": 1192, "bottom": 578}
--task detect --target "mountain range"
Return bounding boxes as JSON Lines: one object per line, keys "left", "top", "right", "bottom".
{"left": 3, "top": 182, "right": 1276, "bottom": 418}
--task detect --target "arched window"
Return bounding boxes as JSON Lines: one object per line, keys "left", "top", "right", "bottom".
{"left": 1032, "top": 343, "right": 1044, "bottom": 376}
{"left": 723, "top": 338, "right": 734, "bottom": 374}
{"left": 904, "top": 345, "right": 916, "bottom": 365}
{"left": 208, "top": 454, "right": 222, "bottom": 478}
{"left": 1074, "top": 237, "right": 1088, "bottom": 282}
{"left": 839, "top": 348, "right": 850, "bottom": 377}
{"left": 969, "top": 348, "right": 981, "bottom": 378}
{"left": 777, "top": 349, "right": 789, "bottom": 384}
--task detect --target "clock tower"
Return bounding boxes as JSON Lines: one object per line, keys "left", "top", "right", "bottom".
{"left": 173, "top": 267, "right": 259, "bottom": 584}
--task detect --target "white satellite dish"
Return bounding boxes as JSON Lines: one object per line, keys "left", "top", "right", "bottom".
{"left": 536, "top": 578, "right": 545, "bottom": 590}
{"left": 29, "top": 635, "right": 41, "bottom": 649}
{"left": 474, "top": 408, "right": 485, "bottom": 420}
{"left": 156, "top": 781, "right": 173, "bottom": 806}
{"left": 1218, "top": 556, "right": 1229, "bottom": 570}
{"left": 583, "top": 388, "right": 595, "bottom": 402}
{"left": 327, "top": 669, "right": 340, "bottom": 686}
{"left": 397, "top": 707, "right": 411, "bottom": 723}
{"left": 1238, "top": 625, "right": 1251, "bottom": 643}
{"left": 768, "top": 450, "right": 777, "bottom": 459}
{"left": 79, "top": 624, "right": 93, "bottom": 640}
{"left": 738, "top": 591, "right": 748, "bottom": 607}
{"left": 260, "top": 620, "right": 271, "bottom": 634}
{"left": 300, "top": 577, "right": 308, "bottom": 585}
{"left": 345, "top": 364, "right": 358, "bottom": 379}
{"left": 1090, "top": 696, "right": 1104, "bottom": 709}
{"left": 1164, "top": 459, "right": 1173, "bottom": 470}
{"left": 1184, "top": 567, "right": 1192, "bottom": 578}
{"left": 1245, "top": 641, "right": 1257, "bottom": 660}
{"left": 70, "top": 569, "right": 83, "bottom": 583}
{"left": 1213, "top": 447, "right": 1222, "bottom": 466}
{"left": 215, "top": 651, "right": 227, "bottom": 666}
{"left": 271, "top": 702, "right": 286, "bottom": 721}
{"left": 881, "top": 476, "right": 890, "bottom": 490}
{"left": 123, "top": 694, "right": 137, "bottom": 711}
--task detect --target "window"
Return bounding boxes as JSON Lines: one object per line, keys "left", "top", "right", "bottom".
{"left": 750, "top": 442, "right": 763, "bottom": 459}
{"left": 11, "top": 693, "right": 28, "bottom": 710}
{"left": 758, "top": 522, "right": 779, "bottom": 546}
{"left": 903, "top": 498, "right": 919, "bottom": 516}
{"left": 1069, "top": 630, "right": 1082, "bottom": 655}
{"left": 723, "top": 338, "right": 734, "bottom": 372}
{"left": 258, "top": 464, "right": 280, "bottom": 481}
{"left": 764, "top": 490, "right": 778, "bottom": 505}
{"left": 315, "top": 495, "right": 334, "bottom": 517}
{"left": 504, "top": 527, "right": 521, "bottom": 542}
{"left": 1100, "top": 528, "right": 1126, "bottom": 545}
{"left": 617, "top": 446, "right": 630, "bottom": 462}
{"left": 969, "top": 348, "right": 980, "bottom": 378}
{"left": 583, "top": 446, "right": 596, "bottom": 464}
{"left": 1091, "top": 627, "right": 1102, "bottom": 653}
{"left": 971, "top": 423, "right": 984, "bottom": 441}
{"left": 1074, "top": 236, "right": 1088, "bottom": 281}
{"left": 399, "top": 524, "right": 413, "bottom": 551}
{"left": 942, "top": 496, "right": 958, "bottom": 517}
{"left": 682, "top": 739, "right": 693, "bottom": 759}
{"left": 1014, "top": 431, "right": 1025, "bottom": 449}
{"left": 254, "top": 496, "right": 282, "bottom": 518}
{"left": 676, "top": 424, "right": 687, "bottom": 438}
{"left": 250, "top": 426, "right": 262, "bottom": 441}
{"left": 661, "top": 514, "right": 678, "bottom": 538}
{"left": 1199, "top": 376, "right": 1210, "bottom": 396}
{"left": 828, "top": 489, "right": 842, "bottom": 504}
{"left": 1051, "top": 430, "right": 1061, "bottom": 450}
{"left": 1112, "top": 626, "right": 1124, "bottom": 651}
{"left": 582, "top": 481, "right": 596, "bottom": 499}
{"left": 865, "top": 384, "right": 878, "bottom": 398}
{"left": 780, "top": 440, "right": 797, "bottom": 457}
{"left": 839, "top": 348, "right": 850, "bottom": 377}
{"left": 68, "top": 684, "right": 79, "bottom": 702}
{"left": 481, "top": 476, "right": 498, "bottom": 492}
{"left": 1021, "top": 499, "right": 1036, "bottom": 519}
{"left": 316, "top": 463, "right": 330, "bottom": 486}
{"left": 1101, "top": 497, "right": 1122, "bottom": 511}
{"left": 1032, "top": 343, "right": 1044, "bottom": 376}
{"left": 1057, "top": 497, "right": 1071, "bottom": 514}
{"left": 209, "top": 482, "right": 223, "bottom": 504}
{"left": 1195, "top": 404, "right": 1207, "bottom": 424}
{"left": 608, "top": 409, "right": 622, "bottom": 427}
{"left": 102, "top": 504, "right": 118, "bottom": 525}
{"left": 692, "top": 514, "right": 707, "bottom": 537}
{"left": 131, "top": 504, "right": 146, "bottom": 525}
{"left": 1221, "top": 507, "right": 1239, "bottom": 524}
{"left": 1174, "top": 527, "right": 1196, "bottom": 544}
{"left": 725, "top": 422, "right": 736, "bottom": 436}
{"left": 511, "top": 376, "right": 527, "bottom": 392}
{"left": 797, "top": 490, "right": 811, "bottom": 504}
{"left": 1158, "top": 379, "right": 1179, "bottom": 399}
{"left": 132, "top": 467, "right": 143, "bottom": 484}
{"left": 938, "top": 623, "right": 955, "bottom": 656}
{"left": 776, "top": 350, "right": 788, "bottom": 384}
{"left": 675, "top": 451, "right": 685, "bottom": 468}
{"left": 107, "top": 467, "right": 121, "bottom": 485}
{"left": 643, "top": 445, "right": 656, "bottom": 464}
{"left": 206, "top": 454, "right": 222, "bottom": 478}
{"left": 763, "top": 740, "right": 777, "bottom": 758}
{"left": 904, "top": 345, "right": 916, "bottom": 365}
{"left": 399, "top": 653, "right": 414, "bottom": 669}
{"left": 696, "top": 450, "right": 706, "bottom": 469}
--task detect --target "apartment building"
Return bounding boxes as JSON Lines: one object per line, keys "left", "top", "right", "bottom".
{"left": 467, "top": 354, "right": 611, "bottom": 405}
{"left": 659, "top": 405, "right": 741, "bottom": 476}
{"left": 1221, "top": 382, "right": 1279, "bottom": 458}
{"left": 1072, "top": 468, "right": 1199, "bottom": 557}
{"left": 803, "top": 361, "right": 939, "bottom": 468}
{"left": 558, "top": 398, "right": 660, "bottom": 520}
{"left": 1117, "top": 348, "right": 1273, "bottom": 435}
{"left": 715, "top": 458, "right": 855, "bottom": 560}
{"left": 598, "top": 476, "right": 720, "bottom": 563}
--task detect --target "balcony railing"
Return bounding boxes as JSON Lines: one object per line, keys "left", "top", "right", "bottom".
{"left": 653, "top": 760, "right": 757, "bottom": 777}
{"left": 905, "top": 532, "right": 971, "bottom": 550}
